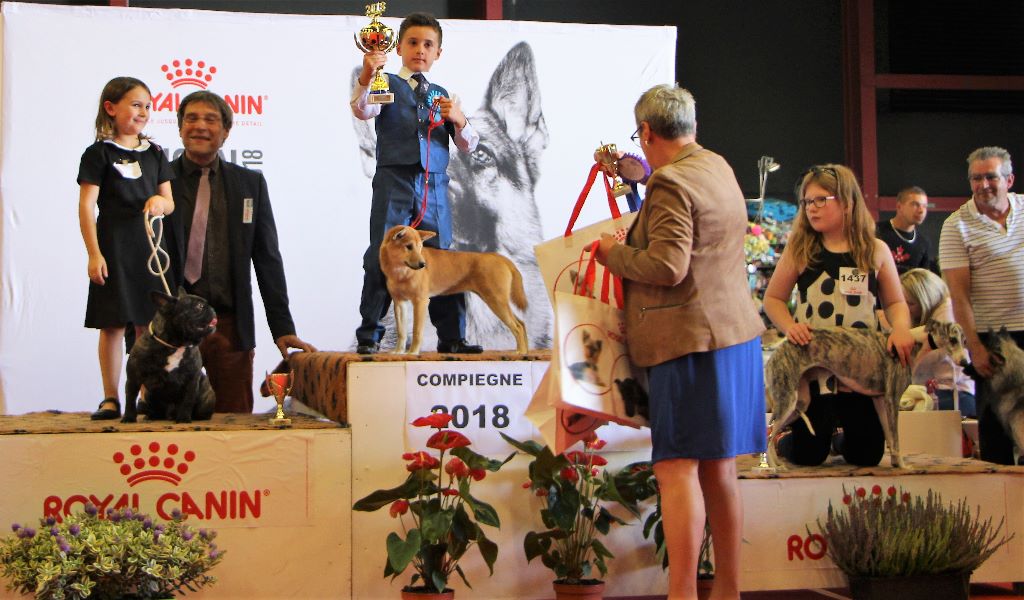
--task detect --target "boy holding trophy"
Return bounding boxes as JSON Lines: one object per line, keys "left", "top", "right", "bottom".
{"left": 350, "top": 10, "right": 482, "bottom": 355}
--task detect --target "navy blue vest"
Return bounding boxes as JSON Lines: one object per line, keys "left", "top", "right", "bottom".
{"left": 374, "top": 73, "right": 454, "bottom": 173}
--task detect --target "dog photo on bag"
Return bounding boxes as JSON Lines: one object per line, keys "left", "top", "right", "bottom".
{"left": 563, "top": 326, "right": 608, "bottom": 392}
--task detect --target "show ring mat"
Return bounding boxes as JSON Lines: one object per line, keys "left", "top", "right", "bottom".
{"left": 0, "top": 411, "right": 342, "bottom": 435}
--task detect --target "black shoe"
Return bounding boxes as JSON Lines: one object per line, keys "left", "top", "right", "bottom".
{"left": 356, "top": 342, "right": 379, "bottom": 355}
{"left": 437, "top": 339, "right": 484, "bottom": 354}
{"left": 90, "top": 398, "right": 121, "bottom": 420}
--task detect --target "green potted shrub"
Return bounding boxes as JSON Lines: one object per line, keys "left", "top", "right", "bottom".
{"left": 817, "top": 484, "right": 1012, "bottom": 600}
{"left": 0, "top": 504, "right": 223, "bottom": 599}
{"left": 501, "top": 434, "right": 640, "bottom": 600}
{"left": 353, "top": 412, "right": 512, "bottom": 599}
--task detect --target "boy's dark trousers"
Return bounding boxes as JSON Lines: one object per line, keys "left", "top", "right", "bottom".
{"left": 356, "top": 164, "right": 465, "bottom": 347}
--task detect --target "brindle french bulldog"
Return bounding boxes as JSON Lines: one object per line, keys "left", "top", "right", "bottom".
{"left": 121, "top": 288, "right": 217, "bottom": 423}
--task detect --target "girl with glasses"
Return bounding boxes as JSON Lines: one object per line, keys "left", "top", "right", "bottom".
{"left": 762, "top": 164, "right": 915, "bottom": 467}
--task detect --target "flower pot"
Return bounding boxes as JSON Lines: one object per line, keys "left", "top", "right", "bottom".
{"left": 848, "top": 571, "right": 970, "bottom": 600}
{"left": 400, "top": 588, "right": 454, "bottom": 600}
{"left": 553, "top": 580, "right": 605, "bottom": 600}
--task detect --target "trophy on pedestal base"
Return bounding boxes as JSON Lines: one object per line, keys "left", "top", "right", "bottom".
{"left": 354, "top": 2, "right": 398, "bottom": 104}
{"left": 265, "top": 371, "right": 293, "bottom": 427}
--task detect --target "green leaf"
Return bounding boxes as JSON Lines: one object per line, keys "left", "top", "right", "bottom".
{"left": 451, "top": 446, "right": 512, "bottom": 472}
{"left": 499, "top": 433, "right": 544, "bottom": 456}
{"left": 385, "top": 530, "right": 420, "bottom": 573}
{"left": 430, "top": 570, "right": 447, "bottom": 594}
{"left": 524, "top": 531, "right": 555, "bottom": 562}
{"left": 592, "top": 537, "right": 615, "bottom": 560}
{"left": 460, "top": 483, "right": 501, "bottom": 528}
{"left": 477, "top": 533, "right": 499, "bottom": 574}
{"left": 353, "top": 475, "right": 422, "bottom": 511}
{"left": 549, "top": 484, "right": 581, "bottom": 532}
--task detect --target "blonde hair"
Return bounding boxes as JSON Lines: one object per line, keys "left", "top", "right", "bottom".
{"left": 94, "top": 76, "right": 151, "bottom": 142}
{"left": 786, "top": 164, "right": 876, "bottom": 272}
{"left": 900, "top": 268, "right": 949, "bottom": 326}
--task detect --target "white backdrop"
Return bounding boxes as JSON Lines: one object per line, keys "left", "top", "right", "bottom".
{"left": 0, "top": 2, "right": 675, "bottom": 415}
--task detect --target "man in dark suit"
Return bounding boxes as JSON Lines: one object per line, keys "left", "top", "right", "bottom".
{"left": 167, "top": 90, "right": 315, "bottom": 413}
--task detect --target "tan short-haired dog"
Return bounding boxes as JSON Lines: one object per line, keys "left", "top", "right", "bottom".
{"left": 379, "top": 225, "right": 529, "bottom": 354}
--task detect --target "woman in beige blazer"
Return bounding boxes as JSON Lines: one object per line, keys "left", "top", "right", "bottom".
{"left": 597, "top": 85, "right": 764, "bottom": 600}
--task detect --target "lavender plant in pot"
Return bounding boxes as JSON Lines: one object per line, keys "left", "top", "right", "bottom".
{"left": 817, "top": 484, "right": 1012, "bottom": 600}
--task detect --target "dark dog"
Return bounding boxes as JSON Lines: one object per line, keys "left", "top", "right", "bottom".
{"left": 121, "top": 288, "right": 217, "bottom": 424}
{"left": 614, "top": 377, "right": 650, "bottom": 420}
{"left": 978, "top": 327, "right": 1024, "bottom": 453}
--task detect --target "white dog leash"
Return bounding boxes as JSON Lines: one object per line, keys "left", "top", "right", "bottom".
{"left": 144, "top": 213, "right": 172, "bottom": 295}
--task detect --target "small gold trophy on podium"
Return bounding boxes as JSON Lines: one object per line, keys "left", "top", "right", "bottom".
{"left": 265, "top": 371, "right": 293, "bottom": 427}
{"left": 354, "top": 2, "right": 398, "bottom": 104}
{"left": 596, "top": 142, "right": 632, "bottom": 198}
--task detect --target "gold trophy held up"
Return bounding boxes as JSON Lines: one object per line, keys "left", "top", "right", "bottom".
{"left": 265, "top": 371, "right": 293, "bottom": 427}
{"left": 596, "top": 142, "right": 632, "bottom": 198}
{"left": 354, "top": 2, "right": 398, "bottom": 104}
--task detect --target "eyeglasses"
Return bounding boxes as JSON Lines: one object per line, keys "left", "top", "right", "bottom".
{"left": 630, "top": 127, "right": 640, "bottom": 147}
{"left": 969, "top": 173, "right": 1004, "bottom": 184}
{"left": 800, "top": 195, "right": 836, "bottom": 208}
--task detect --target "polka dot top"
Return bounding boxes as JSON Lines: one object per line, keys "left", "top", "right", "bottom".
{"left": 794, "top": 248, "right": 880, "bottom": 330}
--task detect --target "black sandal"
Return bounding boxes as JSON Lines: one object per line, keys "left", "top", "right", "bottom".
{"left": 90, "top": 397, "right": 121, "bottom": 420}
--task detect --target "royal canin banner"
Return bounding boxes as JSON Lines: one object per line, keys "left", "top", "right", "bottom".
{"left": 5, "top": 431, "right": 312, "bottom": 529}
{"left": 0, "top": 2, "right": 676, "bottom": 415}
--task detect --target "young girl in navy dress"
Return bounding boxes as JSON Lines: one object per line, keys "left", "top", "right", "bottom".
{"left": 763, "top": 164, "right": 915, "bottom": 466}
{"left": 77, "top": 77, "right": 174, "bottom": 420}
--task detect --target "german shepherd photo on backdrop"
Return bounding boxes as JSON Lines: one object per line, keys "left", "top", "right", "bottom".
{"left": 352, "top": 42, "right": 552, "bottom": 352}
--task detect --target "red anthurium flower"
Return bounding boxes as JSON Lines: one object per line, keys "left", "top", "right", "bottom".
{"left": 442, "top": 488, "right": 460, "bottom": 497}
{"left": 412, "top": 413, "right": 454, "bottom": 428}
{"left": 586, "top": 438, "right": 607, "bottom": 450}
{"left": 560, "top": 466, "right": 579, "bottom": 483}
{"left": 427, "top": 430, "right": 472, "bottom": 451}
{"left": 445, "top": 457, "right": 470, "bottom": 479}
{"left": 389, "top": 500, "right": 409, "bottom": 518}
{"left": 469, "top": 468, "right": 486, "bottom": 481}
{"left": 405, "top": 451, "right": 441, "bottom": 472}
{"left": 871, "top": 485, "right": 882, "bottom": 496}
{"left": 887, "top": 486, "right": 896, "bottom": 497}
{"left": 565, "top": 451, "right": 587, "bottom": 465}
{"left": 590, "top": 455, "right": 608, "bottom": 467}
{"left": 856, "top": 487, "right": 866, "bottom": 498}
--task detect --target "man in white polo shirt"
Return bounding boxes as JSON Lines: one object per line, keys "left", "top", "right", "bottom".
{"left": 940, "top": 146, "right": 1024, "bottom": 464}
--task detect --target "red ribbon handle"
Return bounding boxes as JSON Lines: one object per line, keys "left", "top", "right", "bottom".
{"left": 564, "top": 163, "right": 623, "bottom": 238}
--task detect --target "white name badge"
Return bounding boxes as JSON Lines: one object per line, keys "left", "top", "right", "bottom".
{"left": 405, "top": 362, "right": 539, "bottom": 456}
{"left": 838, "top": 266, "right": 869, "bottom": 296}
{"left": 112, "top": 160, "right": 142, "bottom": 179}
{"left": 242, "top": 198, "right": 254, "bottom": 223}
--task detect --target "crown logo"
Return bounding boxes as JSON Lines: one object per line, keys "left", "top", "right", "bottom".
{"left": 160, "top": 58, "right": 217, "bottom": 89}
{"left": 113, "top": 441, "right": 197, "bottom": 487}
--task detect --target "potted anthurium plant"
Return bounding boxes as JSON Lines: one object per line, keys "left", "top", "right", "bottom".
{"left": 0, "top": 504, "right": 223, "bottom": 600}
{"left": 817, "top": 484, "right": 1013, "bottom": 600}
{"left": 501, "top": 434, "right": 640, "bottom": 600}
{"left": 353, "top": 413, "right": 512, "bottom": 599}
